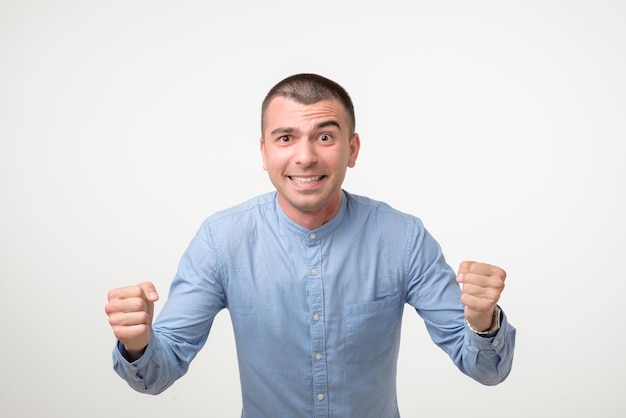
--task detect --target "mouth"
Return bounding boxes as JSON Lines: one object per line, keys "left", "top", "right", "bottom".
{"left": 289, "top": 175, "right": 325, "bottom": 184}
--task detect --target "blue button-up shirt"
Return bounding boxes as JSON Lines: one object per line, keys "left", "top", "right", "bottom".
{"left": 113, "top": 191, "right": 515, "bottom": 417}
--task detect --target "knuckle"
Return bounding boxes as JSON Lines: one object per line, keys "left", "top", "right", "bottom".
{"left": 106, "top": 288, "right": 118, "bottom": 301}
{"left": 137, "top": 311, "right": 150, "bottom": 323}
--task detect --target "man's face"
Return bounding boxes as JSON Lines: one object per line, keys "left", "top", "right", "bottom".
{"left": 260, "top": 96, "right": 360, "bottom": 226}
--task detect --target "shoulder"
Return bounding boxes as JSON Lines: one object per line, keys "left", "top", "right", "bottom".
{"left": 344, "top": 190, "right": 424, "bottom": 227}
{"left": 211, "top": 192, "right": 275, "bottom": 218}
{"left": 200, "top": 191, "right": 277, "bottom": 232}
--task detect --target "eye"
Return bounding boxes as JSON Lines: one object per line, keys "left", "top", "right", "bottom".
{"left": 278, "top": 135, "right": 291, "bottom": 143}
{"left": 318, "top": 133, "right": 331, "bottom": 142}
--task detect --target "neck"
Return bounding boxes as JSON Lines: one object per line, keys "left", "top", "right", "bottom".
{"left": 277, "top": 194, "right": 342, "bottom": 230}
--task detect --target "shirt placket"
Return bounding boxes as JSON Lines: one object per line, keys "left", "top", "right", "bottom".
{"left": 306, "top": 231, "right": 328, "bottom": 417}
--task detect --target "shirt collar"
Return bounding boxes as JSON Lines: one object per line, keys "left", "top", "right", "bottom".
{"left": 274, "top": 190, "right": 348, "bottom": 239}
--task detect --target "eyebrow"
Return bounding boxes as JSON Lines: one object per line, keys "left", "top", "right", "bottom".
{"left": 270, "top": 120, "right": 342, "bottom": 136}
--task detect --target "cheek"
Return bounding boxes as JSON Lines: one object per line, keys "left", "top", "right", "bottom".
{"left": 263, "top": 148, "right": 291, "bottom": 169}
{"left": 260, "top": 146, "right": 280, "bottom": 172}
{"left": 262, "top": 154, "right": 283, "bottom": 173}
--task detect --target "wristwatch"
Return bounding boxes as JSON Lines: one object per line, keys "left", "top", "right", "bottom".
{"left": 466, "top": 305, "right": 501, "bottom": 338}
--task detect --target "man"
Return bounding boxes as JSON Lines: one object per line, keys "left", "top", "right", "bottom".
{"left": 105, "top": 73, "right": 516, "bottom": 417}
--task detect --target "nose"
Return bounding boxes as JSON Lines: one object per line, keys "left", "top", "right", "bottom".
{"left": 295, "top": 139, "right": 318, "bottom": 166}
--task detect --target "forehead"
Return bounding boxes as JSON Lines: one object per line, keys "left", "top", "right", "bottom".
{"left": 263, "top": 97, "right": 350, "bottom": 133}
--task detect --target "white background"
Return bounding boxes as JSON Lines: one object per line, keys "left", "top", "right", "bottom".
{"left": 1, "top": 1, "right": 625, "bottom": 417}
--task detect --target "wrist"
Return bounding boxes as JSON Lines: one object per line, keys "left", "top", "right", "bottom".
{"left": 466, "top": 306, "right": 501, "bottom": 338}
{"left": 121, "top": 344, "right": 147, "bottom": 362}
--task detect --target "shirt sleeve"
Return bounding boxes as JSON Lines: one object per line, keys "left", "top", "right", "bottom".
{"left": 461, "top": 311, "right": 516, "bottom": 385}
{"left": 112, "top": 219, "right": 227, "bottom": 394}
{"left": 404, "top": 217, "right": 516, "bottom": 385}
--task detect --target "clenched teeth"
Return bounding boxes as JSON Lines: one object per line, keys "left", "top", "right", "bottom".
{"left": 290, "top": 176, "right": 323, "bottom": 183}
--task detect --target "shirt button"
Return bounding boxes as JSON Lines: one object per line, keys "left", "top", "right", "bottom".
{"left": 493, "top": 339, "right": 500, "bottom": 348}
{"left": 312, "top": 313, "right": 320, "bottom": 321}
{"left": 317, "top": 393, "right": 324, "bottom": 401}
{"left": 311, "top": 268, "right": 318, "bottom": 276}
{"left": 309, "top": 233, "right": 316, "bottom": 240}
{"left": 315, "top": 353, "right": 322, "bottom": 360}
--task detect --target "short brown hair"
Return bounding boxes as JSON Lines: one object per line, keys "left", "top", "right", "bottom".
{"left": 261, "top": 73, "right": 356, "bottom": 134}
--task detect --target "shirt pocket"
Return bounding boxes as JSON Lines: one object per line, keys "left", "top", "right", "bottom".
{"left": 344, "top": 293, "right": 402, "bottom": 364}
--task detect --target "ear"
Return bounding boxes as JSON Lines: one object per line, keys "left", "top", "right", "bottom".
{"left": 347, "top": 133, "right": 360, "bottom": 168}
{"left": 260, "top": 137, "right": 268, "bottom": 171}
